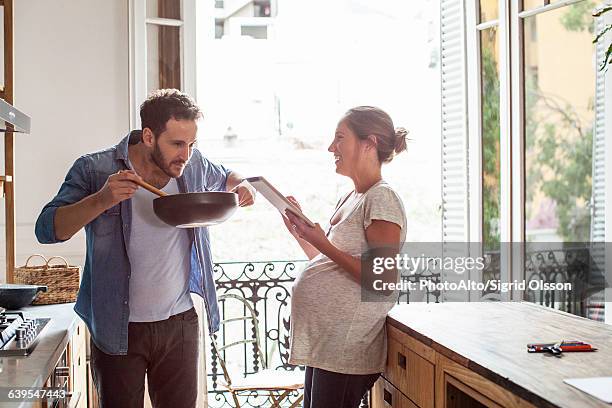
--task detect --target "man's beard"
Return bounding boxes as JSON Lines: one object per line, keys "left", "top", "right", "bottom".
{"left": 151, "top": 143, "right": 185, "bottom": 178}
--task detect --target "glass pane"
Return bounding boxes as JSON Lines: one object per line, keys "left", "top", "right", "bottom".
{"left": 479, "top": 0, "right": 499, "bottom": 23}
{"left": 147, "top": 0, "right": 181, "bottom": 20}
{"left": 480, "top": 26, "right": 501, "bottom": 301}
{"left": 523, "top": 0, "right": 587, "bottom": 11}
{"left": 199, "top": 0, "right": 442, "bottom": 262}
{"left": 481, "top": 26, "right": 500, "bottom": 252}
{"left": 522, "top": 0, "right": 543, "bottom": 12}
{"left": 524, "top": 4, "right": 595, "bottom": 243}
{"left": 523, "top": 4, "right": 600, "bottom": 320}
{"left": 147, "top": 24, "right": 182, "bottom": 92}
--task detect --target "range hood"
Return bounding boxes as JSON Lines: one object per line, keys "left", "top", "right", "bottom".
{"left": 0, "top": 98, "right": 30, "bottom": 133}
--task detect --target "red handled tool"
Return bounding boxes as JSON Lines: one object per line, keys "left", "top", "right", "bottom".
{"left": 527, "top": 341, "right": 597, "bottom": 357}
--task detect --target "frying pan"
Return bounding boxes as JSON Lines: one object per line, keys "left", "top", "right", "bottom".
{"left": 134, "top": 179, "right": 238, "bottom": 228}
{"left": 0, "top": 284, "right": 47, "bottom": 309}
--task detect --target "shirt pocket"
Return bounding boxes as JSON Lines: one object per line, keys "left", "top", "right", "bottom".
{"left": 92, "top": 205, "right": 121, "bottom": 237}
{"left": 191, "top": 185, "right": 208, "bottom": 193}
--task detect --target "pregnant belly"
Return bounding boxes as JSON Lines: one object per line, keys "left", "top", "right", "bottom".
{"left": 292, "top": 264, "right": 361, "bottom": 316}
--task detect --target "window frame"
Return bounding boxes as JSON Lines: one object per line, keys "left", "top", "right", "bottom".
{"left": 605, "top": 5, "right": 612, "bottom": 325}
{"left": 465, "top": 0, "right": 608, "bottom": 306}
{"left": 128, "top": 0, "right": 197, "bottom": 128}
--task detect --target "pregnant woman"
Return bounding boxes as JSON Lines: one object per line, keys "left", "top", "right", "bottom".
{"left": 283, "top": 106, "right": 408, "bottom": 408}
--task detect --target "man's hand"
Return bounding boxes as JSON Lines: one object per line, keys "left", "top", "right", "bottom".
{"left": 95, "top": 170, "right": 142, "bottom": 210}
{"left": 230, "top": 180, "right": 256, "bottom": 207}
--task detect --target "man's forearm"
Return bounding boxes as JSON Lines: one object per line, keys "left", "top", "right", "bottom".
{"left": 54, "top": 193, "right": 107, "bottom": 240}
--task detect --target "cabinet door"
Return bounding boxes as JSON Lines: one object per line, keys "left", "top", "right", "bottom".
{"left": 435, "top": 354, "right": 535, "bottom": 408}
{"left": 372, "top": 378, "right": 419, "bottom": 408}
{"left": 386, "top": 333, "right": 435, "bottom": 408}
{"left": 68, "top": 322, "right": 88, "bottom": 408}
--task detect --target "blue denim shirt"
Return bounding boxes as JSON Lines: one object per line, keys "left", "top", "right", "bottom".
{"left": 35, "top": 132, "right": 228, "bottom": 355}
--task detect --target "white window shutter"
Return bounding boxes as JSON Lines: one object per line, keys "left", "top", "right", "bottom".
{"left": 591, "top": 18, "right": 606, "bottom": 244}
{"left": 441, "top": 0, "right": 469, "bottom": 243}
{"left": 588, "top": 16, "right": 607, "bottom": 322}
{"left": 440, "top": 0, "right": 471, "bottom": 303}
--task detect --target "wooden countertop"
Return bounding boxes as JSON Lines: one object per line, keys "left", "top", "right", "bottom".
{"left": 0, "top": 303, "right": 80, "bottom": 407}
{"left": 387, "top": 302, "right": 612, "bottom": 408}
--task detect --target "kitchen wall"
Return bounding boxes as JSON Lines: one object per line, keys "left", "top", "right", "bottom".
{"left": 0, "top": 0, "right": 130, "bottom": 278}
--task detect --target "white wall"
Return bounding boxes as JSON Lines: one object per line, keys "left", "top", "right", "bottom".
{"left": 0, "top": 0, "right": 130, "bottom": 279}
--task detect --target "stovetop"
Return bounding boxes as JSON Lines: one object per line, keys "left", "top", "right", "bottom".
{"left": 0, "top": 308, "right": 51, "bottom": 356}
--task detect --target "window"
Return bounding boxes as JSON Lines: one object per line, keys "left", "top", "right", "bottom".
{"left": 199, "top": 1, "right": 442, "bottom": 262}
{"left": 214, "top": 0, "right": 276, "bottom": 40}
{"left": 129, "top": 0, "right": 196, "bottom": 127}
{"left": 523, "top": 3, "right": 595, "bottom": 243}
{"left": 449, "top": 0, "right": 607, "bottom": 319}
{"left": 480, "top": 25, "right": 500, "bottom": 252}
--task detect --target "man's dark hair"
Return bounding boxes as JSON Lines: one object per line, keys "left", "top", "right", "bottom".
{"left": 140, "top": 89, "right": 202, "bottom": 136}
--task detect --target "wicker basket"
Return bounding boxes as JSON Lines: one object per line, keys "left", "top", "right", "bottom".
{"left": 14, "top": 254, "right": 81, "bottom": 305}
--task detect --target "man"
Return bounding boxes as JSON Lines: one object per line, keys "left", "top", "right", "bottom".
{"left": 35, "top": 89, "right": 255, "bottom": 407}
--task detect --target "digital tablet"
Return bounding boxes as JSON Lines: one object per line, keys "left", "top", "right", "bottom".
{"left": 246, "top": 176, "right": 315, "bottom": 227}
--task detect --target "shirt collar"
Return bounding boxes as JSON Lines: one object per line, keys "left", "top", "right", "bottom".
{"left": 114, "top": 130, "right": 142, "bottom": 163}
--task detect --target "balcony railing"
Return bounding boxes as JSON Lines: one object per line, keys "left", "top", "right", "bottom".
{"left": 207, "top": 247, "right": 604, "bottom": 406}
{"left": 207, "top": 260, "right": 305, "bottom": 407}
{"left": 206, "top": 260, "right": 442, "bottom": 407}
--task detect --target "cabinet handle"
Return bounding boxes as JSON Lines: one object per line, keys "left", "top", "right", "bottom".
{"left": 383, "top": 388, "right": 393, "bottom": 405}
{"left": 55, "top": 366, "right": 70, "bottom": 377}
{"left": 397, "top": 351, "right": 406, "bottom": 370}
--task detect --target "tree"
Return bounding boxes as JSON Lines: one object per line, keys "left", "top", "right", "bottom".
{"left": 524, "top": 3, "right": 595, "bottom": 242}
{"left": 481, "top": 44, "right": 500, "bottom": 250}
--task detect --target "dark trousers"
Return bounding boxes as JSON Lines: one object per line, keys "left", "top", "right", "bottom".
{"left": 303, "top": 366, "right": 380, "bottom": 408}
{"left": 90, "top": 308, "right": 199, "bottom": 408}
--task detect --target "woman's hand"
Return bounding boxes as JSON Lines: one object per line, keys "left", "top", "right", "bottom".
{"left": 285, "top": 210, "right": 331, "bottom": 254}
{"left": 282, "top": 196, "right": 302, "bottom": 237}
{"left": 281, "top": 196, "right": 322, "bottom": 260}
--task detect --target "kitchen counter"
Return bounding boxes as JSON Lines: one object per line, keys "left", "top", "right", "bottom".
{"left": 386, "top": 302, "right": 612, "bottom": 408}
{"left": 0, "top": 303, "right": 81, "bottom": 407}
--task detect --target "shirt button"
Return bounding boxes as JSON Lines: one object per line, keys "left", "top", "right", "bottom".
{"left": 124, "top": 300, "right": 128, "bottom": 305}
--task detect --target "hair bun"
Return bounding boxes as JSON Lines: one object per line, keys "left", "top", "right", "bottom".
{"left": 394, "top": 127, "right": 408, "bottom": 154}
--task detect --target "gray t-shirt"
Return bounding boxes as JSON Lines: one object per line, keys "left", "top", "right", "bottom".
{"left": 128, "top": 178, "right": 193, "bottom": 322}
{"left": 289, "top": 181, "right": 406, "bottom": 374}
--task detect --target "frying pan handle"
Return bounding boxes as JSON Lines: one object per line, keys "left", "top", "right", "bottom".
{"left": 133, "top": 178, "right": 168, "bottom": 197}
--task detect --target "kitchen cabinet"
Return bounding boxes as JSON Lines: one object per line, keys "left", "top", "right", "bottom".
{"left": 0, "top": 304, "right": 90, "bottom": 408}
{"left": 67, "top": 321, "right": 88, "bottom": 408}
{"left": 372, "top": 302, "right": 612, "bottom": 408}
{"left": 39, "top": 320, "right": 87, "bottom": 408}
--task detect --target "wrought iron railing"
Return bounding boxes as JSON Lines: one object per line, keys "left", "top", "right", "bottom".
{"left": 206, "top": 248, "right": 605, "bottom": 406}
{"left": 207, "top": 260, "right": 443, "bottom": 407}
{"left": 482, "top": 245, "right": 605, "bottom": 320}
{"left": 207, "top": 260, "right": 305, "bottom": 408}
